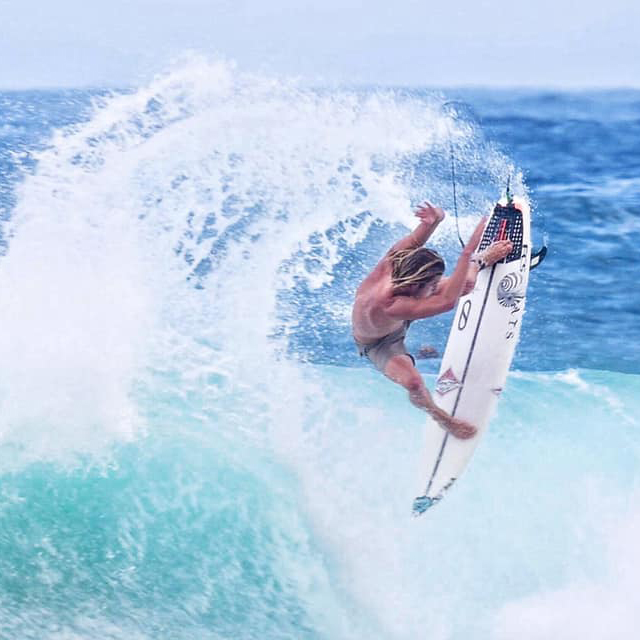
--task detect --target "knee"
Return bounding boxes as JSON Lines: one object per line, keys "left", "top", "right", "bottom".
{"left": 406, "top": 374, "right": 424, "bottom": 394}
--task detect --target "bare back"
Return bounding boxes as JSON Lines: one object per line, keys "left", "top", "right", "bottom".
{"left": 352, "top": 254, "right": 405, "bottom": 344}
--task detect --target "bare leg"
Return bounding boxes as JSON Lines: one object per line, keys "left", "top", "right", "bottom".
{"left": 383, "top": 355, "right": 476, "bottom": 439}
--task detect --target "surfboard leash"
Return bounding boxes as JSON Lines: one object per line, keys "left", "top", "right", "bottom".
{"left": 506, "top": 174, "right": 514, "bottom": 204}
{"left": 443, "top": 101, "right": 468, "bottom": 249}
{"left": 449, "top": 138, "right": 466, "bottom": 249}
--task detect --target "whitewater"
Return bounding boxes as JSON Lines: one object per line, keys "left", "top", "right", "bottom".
{"left": 0, "top": 58, "right": 639, "bottom": 639}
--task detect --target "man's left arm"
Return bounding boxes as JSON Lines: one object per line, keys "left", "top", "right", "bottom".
{"left": 388, "top": 202, "right": 445, "bottom": 254}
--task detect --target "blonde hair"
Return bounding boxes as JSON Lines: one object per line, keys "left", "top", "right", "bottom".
{"left": 390, "top": 247, "right": 445, "bottom": 290}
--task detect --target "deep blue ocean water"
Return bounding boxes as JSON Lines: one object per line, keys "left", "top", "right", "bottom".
{"left": 0, "top": 60, "right": 639, "bottom": 639}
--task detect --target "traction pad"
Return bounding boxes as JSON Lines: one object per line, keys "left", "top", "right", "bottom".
{"left": 478, "top": 202, "right": 524, "bottom": 262}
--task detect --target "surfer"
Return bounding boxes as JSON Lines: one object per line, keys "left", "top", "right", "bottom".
{"left": 352, "top": 202, "right": 512, "bottom": 439}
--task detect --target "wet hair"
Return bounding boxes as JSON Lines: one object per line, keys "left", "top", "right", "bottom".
{"left": 389, "top": 247, "right": 445, "bottom": 291}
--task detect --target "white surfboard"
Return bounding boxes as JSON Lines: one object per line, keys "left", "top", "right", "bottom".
{"left": 413, "top": 196, "right": 535, "bottom": 515}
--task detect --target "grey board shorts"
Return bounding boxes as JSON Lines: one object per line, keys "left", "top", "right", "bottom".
{"left": 354, "top": 321, "right": 415, "bottom": 373}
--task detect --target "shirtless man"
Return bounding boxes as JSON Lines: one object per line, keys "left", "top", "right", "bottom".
{"left": 352, "top": 202, "right": 513, "bottom": 439}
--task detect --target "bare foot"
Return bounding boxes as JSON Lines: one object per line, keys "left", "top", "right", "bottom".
{"left": 480, "top": 240, "right": 513, "bottom": 266}
{"left": 445, "top": 417, "right": 477, "bottom": 439}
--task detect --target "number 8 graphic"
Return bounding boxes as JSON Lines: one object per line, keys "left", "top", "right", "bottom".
{"left": 458, "top": 299, "right": 472, "bottom": 331}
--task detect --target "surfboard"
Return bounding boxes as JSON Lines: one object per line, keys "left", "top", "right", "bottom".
{"left": 412, "top": 196, "right": 537, "bottom": 515}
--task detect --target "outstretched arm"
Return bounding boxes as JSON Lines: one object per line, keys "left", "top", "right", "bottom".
{"left": 388, "top": 202, "right": 446, "bottom": 253}
{"left": 384, "top": 217, "right": 488, "bottom": 321}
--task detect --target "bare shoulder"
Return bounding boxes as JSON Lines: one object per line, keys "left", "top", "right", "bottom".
{"left": 357, "top": 253, "right": 392, "bottom": 293}
{"left": 372, "top": 250, "right": 394, "bottom": 277}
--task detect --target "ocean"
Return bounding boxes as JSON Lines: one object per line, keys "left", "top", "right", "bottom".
{"left": 1, "top": 58, "right": 639, "bottom": 639}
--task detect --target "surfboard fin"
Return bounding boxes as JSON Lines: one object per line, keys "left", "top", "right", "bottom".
{"left": 530, "top": 246, "right": 547, "bottom": 270}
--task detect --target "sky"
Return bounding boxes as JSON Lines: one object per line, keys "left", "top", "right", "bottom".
{"left": 1, "top": 0, "right": 639, "bottom": 89}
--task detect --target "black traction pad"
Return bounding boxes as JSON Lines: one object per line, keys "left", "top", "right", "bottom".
{"left": 478, "top": 202, "right": 524, "bottom": 262}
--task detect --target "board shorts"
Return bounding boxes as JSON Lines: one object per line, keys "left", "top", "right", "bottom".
{"left": 354, "top": 321, "right": 415, "bottom": 373}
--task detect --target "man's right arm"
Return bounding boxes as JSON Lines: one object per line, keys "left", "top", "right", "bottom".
{"left": 387, "top": 203, "right": 445, "bottom": 254}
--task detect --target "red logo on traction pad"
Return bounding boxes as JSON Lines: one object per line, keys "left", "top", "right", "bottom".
{"left": 436, "top": 367, "right": 462, "bottom": 396}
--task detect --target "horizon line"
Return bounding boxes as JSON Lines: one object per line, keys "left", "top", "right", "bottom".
{"left": 1, "top": 82, "right": 639, "bottom": 93}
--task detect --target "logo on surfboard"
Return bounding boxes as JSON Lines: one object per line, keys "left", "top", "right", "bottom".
{"left": 497, "top": 272, "right": 526, "bottom": 308}
{"left": 436, "top": 367, "right": 462, "bottom": 395}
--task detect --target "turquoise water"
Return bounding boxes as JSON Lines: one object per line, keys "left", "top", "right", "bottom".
{"left": 1, "top": 58, "right": 639, "bottom": 638}
{"left": 1, "top": 366, "right": 638, "bottom": 638}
